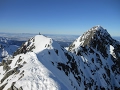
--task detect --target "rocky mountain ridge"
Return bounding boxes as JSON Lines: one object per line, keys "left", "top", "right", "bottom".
{"left": 0, "top": 26, "right": 120, "bottom": 90}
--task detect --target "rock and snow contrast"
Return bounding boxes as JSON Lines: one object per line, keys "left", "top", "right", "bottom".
{"left": 0, "top": 25, "right": 120, "bottom": 90}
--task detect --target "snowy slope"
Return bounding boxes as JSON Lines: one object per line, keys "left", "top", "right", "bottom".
{"left": 0, "top": 26, "right": 120, "bottom": 90}
{"left": 0, "top": 35, "right": 81, "bottom": 90}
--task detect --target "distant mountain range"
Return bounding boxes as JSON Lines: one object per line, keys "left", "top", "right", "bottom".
{"left": 0, "top": 37, "right": 19, "bottom": 62}
{"left": 0, "top": 26, "right": 120, "bottom": 90}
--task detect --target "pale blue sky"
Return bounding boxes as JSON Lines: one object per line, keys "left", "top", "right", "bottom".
{"left": 0, "top": 0, "right": 120, "bottom": 36}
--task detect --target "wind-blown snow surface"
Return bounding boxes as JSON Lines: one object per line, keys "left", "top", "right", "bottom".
{"left": 1, "top": 52, "right": 60, "bottom": 90}
{"left": 0, "top": 35, "right": 80, "bottom": 90}
{"left": 0, "top": 26, "right": 120, "bottom": 90}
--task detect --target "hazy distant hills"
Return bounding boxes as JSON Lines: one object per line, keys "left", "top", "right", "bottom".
{"left": 0, "top": 32, "right": 119, "bottom": 47}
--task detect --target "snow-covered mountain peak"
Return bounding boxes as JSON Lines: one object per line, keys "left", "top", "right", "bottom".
{"left": 28, "top": 35, "right": 54, "bottom": 53}
{"left": 90, "top": 25, "right": 103, "bottom": 30}
{"left": 68, "top": 25, "right": 113, "bottom": 52}
{"left": 89, "top": 25, "right": 109, "bottom": 36}
{"left": 13, "top": 34, "right": 68, "bottom": 64}
{"left": 83, "top": 25, "right": 110, "bottom": 41}
{"left": 67, "top": 26, "right": 120, "bottom": 90}
{"left": 13, "top": 35, "right": 62, "bottom": 56}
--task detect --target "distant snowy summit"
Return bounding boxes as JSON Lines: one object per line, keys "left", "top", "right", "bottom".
{"left": 68, "top": 25, "right": 114, "bottom": 53}
{"left": 0, "top": 26, "right": 120, "bottom": 90}
{"left": 90, "top": 25, "right": 105, "bottom": 31}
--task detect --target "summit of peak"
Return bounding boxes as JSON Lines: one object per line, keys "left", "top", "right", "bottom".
{"left": 89, "top": 25, "right": 105, "bottom": 31}
{"left": 13, "top": 34, "right": 63, "bottom": 56}
{"left": 68, "top": 25, "right": 113, "bottom": 52}
{"left": 89, "top": 25, "right": 108, "bottom": 35}
{"left": 91, "top": 25, "right": 103, "bottom": 30}
{"left": 81, "top": 25, "right": 111, "bottom": 40}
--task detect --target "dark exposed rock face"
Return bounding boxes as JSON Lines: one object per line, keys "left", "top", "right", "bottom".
{"left": 0, "top": 83, "right": 7, "bottom": 90}
{"left": 13, "top": 38, "right": 35, "bottom": 56}
{"left": 7, "top": 82, "right": 23, "bottom": 90}
{"left": 1, "top": 60, "right": 12, "bottom": 72}
{"left": 0, "top": 56, "right": 25, "bottom": 90}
